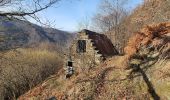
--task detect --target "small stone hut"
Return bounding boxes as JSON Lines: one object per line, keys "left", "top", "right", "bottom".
{"left": 67, "top": 29, "right": 118, "bottom": 72}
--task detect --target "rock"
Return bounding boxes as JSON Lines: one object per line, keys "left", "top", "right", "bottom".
{"left": 130, "top": 59, "right": 142, "bottom": 65}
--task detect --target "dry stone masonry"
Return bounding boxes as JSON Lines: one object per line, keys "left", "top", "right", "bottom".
{"left": 67, "top": 29, "right": 118, "bottom": 73}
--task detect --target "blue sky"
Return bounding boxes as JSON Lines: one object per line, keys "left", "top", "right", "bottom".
{"left": 34, "top": 0, "right": 143, "bottom": 32}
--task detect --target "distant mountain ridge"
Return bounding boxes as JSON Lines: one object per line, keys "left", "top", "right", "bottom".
{"left": 0, "top": 18, "right": 74, "bottom": 50}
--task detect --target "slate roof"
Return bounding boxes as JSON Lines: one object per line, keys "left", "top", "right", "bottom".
{"left": 81, "top": 29, "right": 118, "bottom": 57}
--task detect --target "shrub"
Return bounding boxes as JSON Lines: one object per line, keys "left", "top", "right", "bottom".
{"left": 0, "top": 48, "right": 63, "bottom": 99}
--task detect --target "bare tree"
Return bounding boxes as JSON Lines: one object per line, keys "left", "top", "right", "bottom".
{"left": 0, "top": 0, "right": 61, "bottom": 25}
{"left": 93, "top": 0, "right": 129, "bottom": 54}
{"left": 93, "top": 0, "right": 128, "bottom": 32}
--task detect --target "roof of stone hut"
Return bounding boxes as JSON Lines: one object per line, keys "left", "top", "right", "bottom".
{"left": 80, "top": 29, "right": 118, "bottom": 57}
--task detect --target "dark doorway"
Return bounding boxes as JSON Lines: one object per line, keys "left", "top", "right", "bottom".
{"left": 67, "top": 61, "right": 73, "bottom": 66}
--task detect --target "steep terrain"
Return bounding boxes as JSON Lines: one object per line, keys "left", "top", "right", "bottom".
{"left": 19, "top": 22, "right": 170, "bottom": 100}
{"left": 0, "top": 48, "right": 64, "bottom": 99}
{"left": 14, "top": 0, "right": 170, "bottom": 99}
{"left": 0, "top": 18, "right": 73, "bottom": 51}
{"left": 124, "top": 0, "right": 170, "bottom": 37}
{"left": 110, "top": 0, "right": 170, "bottom": 54}
{"left": 0, "top": 18, "right": 74, "bottom": 99}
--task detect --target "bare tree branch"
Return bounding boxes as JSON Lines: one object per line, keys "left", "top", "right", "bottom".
{"left": 0, "top": 0, "right": 61, "bottom": 25}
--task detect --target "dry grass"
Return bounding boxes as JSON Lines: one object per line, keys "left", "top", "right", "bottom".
{"left": 18, "top": 22, "right": 170, "bottom": 100}
{"left": 125, "top": 22, "right": 170, "bottom": 57}
{"left": 18, "top": 54, "right": 170, "bottom": 100}
{"left": 0, "top": 48, "right": 63, "bottom": 99}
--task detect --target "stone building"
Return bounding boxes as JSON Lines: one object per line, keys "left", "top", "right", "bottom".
{"left": 66, "top": 29, "right": 118, "bottom": 73}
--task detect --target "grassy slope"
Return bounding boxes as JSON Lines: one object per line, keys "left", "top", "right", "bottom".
{"left": 18, "top": 0, "right": 170, "bottom": 99}
{"left": 18, "top": 53, "right": 170, "bottom": 100}
{"left": 0, "top": 48, "right": 64, "bottom": 99}
{"left": 19, "top": 22, "right": 170, "bottom": 100}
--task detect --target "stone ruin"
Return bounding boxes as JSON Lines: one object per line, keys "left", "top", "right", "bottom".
{"left": 65, "top": 29, "right": 118, "bottom": 75}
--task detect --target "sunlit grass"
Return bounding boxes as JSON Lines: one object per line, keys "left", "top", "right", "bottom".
{"left": 0, "top": 48, "right": 64, "bottom": 99}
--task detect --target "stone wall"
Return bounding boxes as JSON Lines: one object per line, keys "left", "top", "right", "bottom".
{"left": 69, "top": 31, "right": 103, "bottom": 73}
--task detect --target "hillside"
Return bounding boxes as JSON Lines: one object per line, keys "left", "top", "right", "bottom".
{"left": 18, "top": 22, "right": 170, "bottom": 100}
{"left": 124, "top": 0, "right": 170, "bottom": 37}
{"left": 110, "top": 0, "right": 170, "bottom": 53}
{"left": 0, "top": 18, "right": 74, "bottom": 51}
{"left": 17, "top": 0, "right": 170, "bottom": 99}
{"left": 0, "top": 18, "right": 74, "bottom": 99}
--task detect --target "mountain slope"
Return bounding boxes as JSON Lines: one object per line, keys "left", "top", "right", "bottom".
{"left": 19, "top": 22, "right": 170, "bottom": 100}
{"left": 111, "top": 0, "right": 170, "bottom": 54}
{"left": 0, "top": 18, "right": 75, "bottom": 99}
{"left": 16, "top": 0, "right": 170, "bottom": 99}
{"left": 124, "top": 0, "right": 170, "bottom": 36}
{"left": 0, "top": 19, "right": 74, "bottom": 51}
